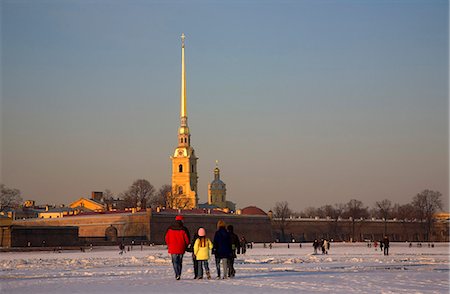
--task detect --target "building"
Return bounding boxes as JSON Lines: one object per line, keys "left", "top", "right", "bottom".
{"left": 169, "top": 33, "right": 198, "bottom": 209}
{"left": 69, "top": 195, "right": 106, "bottom": 212}
{"left": 207, "top": 162, "right": 235, "bottom": 211}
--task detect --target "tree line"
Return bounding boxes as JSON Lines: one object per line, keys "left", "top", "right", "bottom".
{"left": 272, "top": 189, "right": 444, "bottom": 242}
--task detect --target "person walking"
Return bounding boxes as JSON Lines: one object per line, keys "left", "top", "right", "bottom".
{"left": 383, "top": 236, "right": 390, "bottom": 256}
{"left": 165, "top": 215, "right": 190, "bottom": 280}
{"left": 213, "top": 220, "right": 232, "bottom": 279}
{"left": 193, "top": 227, "right": 213, "bottom": 280}
{"left": 190, "top": 230, "right": 200, "bottom": 279}
{"left": 227, "top": 224, "right": 241, "bottom": 278}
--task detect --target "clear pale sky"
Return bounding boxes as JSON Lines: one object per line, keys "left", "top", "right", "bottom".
{"left": 1, "top": 0, "right": 449, "bottom": 212}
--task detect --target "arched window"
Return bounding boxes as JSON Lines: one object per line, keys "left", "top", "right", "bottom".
{"left": 180, "top": 138, "right": 183, "bottom": 143}
{"left": 178, "top": 186, "right": 183, "bottom": 194}
{"left": 179, "top": 164, "right": 183, "bottom": 172}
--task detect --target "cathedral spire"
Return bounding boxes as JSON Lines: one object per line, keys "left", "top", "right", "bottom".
{"left": 178, "top": 33, "right": 190, "bottom": 147}
{"left": 180, "top": 33, "right": 187, "bottom": 124}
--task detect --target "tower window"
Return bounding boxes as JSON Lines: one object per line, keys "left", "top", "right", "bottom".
{"left": 179, "top": 164, "right": 183, "bottom": 172}
{"left": 184, "top": 138, "right": 187, "bottom": 143}
{"left": 180, "top": 138, "right": 183, "bottom": 143}
{"left": 178, "top": 186, "right": 183, "bottom": 194}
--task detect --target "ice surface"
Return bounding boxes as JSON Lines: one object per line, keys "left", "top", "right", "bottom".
{"left": 1, "top": 242, "right": 449, "bottom": 293}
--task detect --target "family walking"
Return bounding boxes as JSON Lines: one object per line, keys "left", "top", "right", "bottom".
{"left": 165, "top": 215, "right": 241, "bottom": 280}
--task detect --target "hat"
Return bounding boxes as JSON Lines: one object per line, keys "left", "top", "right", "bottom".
{"left": 175, "top": 215, "right": 184, "bottom": 221}
{"left": 217, "top": 220, "right": 226, "bottom": 229}
{"left": 198, "top": 227, "right": 206, "bottom": 237}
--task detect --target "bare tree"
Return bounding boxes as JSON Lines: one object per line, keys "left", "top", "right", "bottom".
{"left": 412, "top": 189, "right": 443, "bottom": 241}
{"left": 121, "top": 179, "right": 155, "bottom": 209}
{"left": 375, "top": 199, "right": 392, "bottom": 236}
{"left": 326, "top": 203, "right": 346, "bottom": 241}
{"left": 300, "top": 206, "right": 318, "bottom": 218}
{"left": 166, "top": 192, "right": 192, "bottom": 210}
{"left": 343, "top": 199, "right": 369, "bottom": 242}
{"left": 152, "top": 184, "right": 171, "bottom": 207}
{"left": 0, "top": 184, "right": 22, "bottom": 212}
{"left": 273, "top": 201, "right": 292, "bottom": 242}
{"left": 102, "top": 189, "right": 115, "bottom": 210}
{"left": 393, "top": 203, "right": 416, "bottom": 220}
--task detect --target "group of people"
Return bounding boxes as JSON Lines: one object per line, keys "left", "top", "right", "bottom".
{"left": 372, "top": 236, "right": 390, "bottom": 255}
{"left": 312, "top": 239, "right": 330, "bottom": 254}
{"left": 165, "top": 215, "right": 241, "bottom": 280}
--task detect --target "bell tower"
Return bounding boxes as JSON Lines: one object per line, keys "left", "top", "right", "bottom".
{"left": 169, "top": 33, "right": 198, "bottom": 209}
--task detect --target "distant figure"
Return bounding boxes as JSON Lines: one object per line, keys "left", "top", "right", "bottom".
{"left": 165, "top": 215, "right": 190, "bottom": 280}
{"left": 119, "top": 243, "right": 125, "bottom": 255}
{"left": 313, "top": 239, "right": 319, "bottom": 254}
{"left": 240, "top": 237, "right": 247, "bottom": 254}
{"left": 409, "top": 242, "right": 412, "bottom": 248}
{"left": 379, "top": 240, "right": 383, "bottom": 253}
{"left": 193, "top": 227, "right": 213, "bottom": 279}
{"left": 269, "top": 243, "right": 272, "bottom": 249}
{"left": 382, "top": 236, "right": 390, "bottom": 256}
{"left": 227, "top": 224, "right": 241, "bottom": 278}
{"left": 299, "top": 243, "right": 302, "bottom": 248}
{"left": 322, "top": 239, "right": 328, "bottom": 254}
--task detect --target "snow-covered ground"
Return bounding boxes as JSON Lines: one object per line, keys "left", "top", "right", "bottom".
{"left": 1, "top": 242, "right": 449, "bottom": 293}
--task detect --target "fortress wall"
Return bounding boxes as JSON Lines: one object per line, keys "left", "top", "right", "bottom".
{"left": 151, "top": 213, "right": 273, "bottom": 244}
{"left": 12, "top": 211, "right": 151, "bottom": 241}
{"left": 274, "top": 219, "right": 449, "bottom": 242}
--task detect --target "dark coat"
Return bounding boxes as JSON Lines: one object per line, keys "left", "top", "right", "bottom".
{"left": 213, "top": 227, "right": 232, "bottom": 259}
{"left": 228, "top": 226, "right": 241, "bottom": 258}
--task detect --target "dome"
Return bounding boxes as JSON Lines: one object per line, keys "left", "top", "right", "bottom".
{"left": 210, "top": 179, "right": 225, "bottom": 190}
{"left": 240, "top": 206, "right": 267, "bottom": 216}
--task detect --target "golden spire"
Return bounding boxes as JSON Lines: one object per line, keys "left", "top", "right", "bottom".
{"left": 180, "top": 33, "right": 187, "bottom": 121}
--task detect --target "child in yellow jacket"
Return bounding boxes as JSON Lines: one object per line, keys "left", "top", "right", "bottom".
{"left": 193, "top": 227, "right": 213, "bottom": 279}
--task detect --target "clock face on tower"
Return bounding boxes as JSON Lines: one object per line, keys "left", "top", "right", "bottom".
{"left": 178, "top": 150, "right": 184, "bottom": 156}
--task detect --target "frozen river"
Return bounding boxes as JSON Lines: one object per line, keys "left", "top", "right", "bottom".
{"left": 1, "top": 242, "right": 449, "bottom": 293}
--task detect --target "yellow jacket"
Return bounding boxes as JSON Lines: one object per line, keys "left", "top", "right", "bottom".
{"left": 193, "top": 237, "right": 213, "bottom": 260}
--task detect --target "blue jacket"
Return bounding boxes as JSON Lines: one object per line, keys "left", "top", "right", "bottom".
{"left": 213, "top": 227, "right": 232, "bottom": 258}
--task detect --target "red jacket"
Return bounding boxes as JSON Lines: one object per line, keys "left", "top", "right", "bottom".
{"left": 165, "top": 222, "right": 189, "bottom": 254}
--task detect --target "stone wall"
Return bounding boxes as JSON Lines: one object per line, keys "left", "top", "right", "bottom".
{"left": 12, "top": 210, "right": 151, "bottom": 244}
{"left": 150, "top": 212, "right": 272, "bottom": 244}
{"left": 11, "top": 226, "right": 79, "bottom": 247}
{"left": 273, "top": 218, "right": 450, "bottom": 242}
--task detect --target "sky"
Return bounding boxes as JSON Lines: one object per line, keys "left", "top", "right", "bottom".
{"left": 1, "top": 0, "right": 449, "bottom": 212}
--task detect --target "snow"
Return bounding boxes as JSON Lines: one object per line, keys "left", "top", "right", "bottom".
{"left": 1, "top": 243, "right": 449, "bottom": 293}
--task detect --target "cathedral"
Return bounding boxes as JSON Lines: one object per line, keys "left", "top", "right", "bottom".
{"left": 169, "top": 34, "right": 199, "bottom": 209}
{"left": 169, "top": 34, "right": 235, "bottom": 211}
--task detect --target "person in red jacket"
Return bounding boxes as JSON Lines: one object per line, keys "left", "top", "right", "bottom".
{"left": 165, "top": 215, "right": 190, "bottom": 280}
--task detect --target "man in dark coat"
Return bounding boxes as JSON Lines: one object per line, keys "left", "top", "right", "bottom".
{"left": 383, "top": 236, "right": 390, "bottom": 256}
{"left": 165, "top": 216, "right": 190, "bottom": 280}
{"left": 213, "top": 220, "right": 232, "bottom": 279}
{"left": 227, "top": 224, "right": 241, "bottom": 278}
